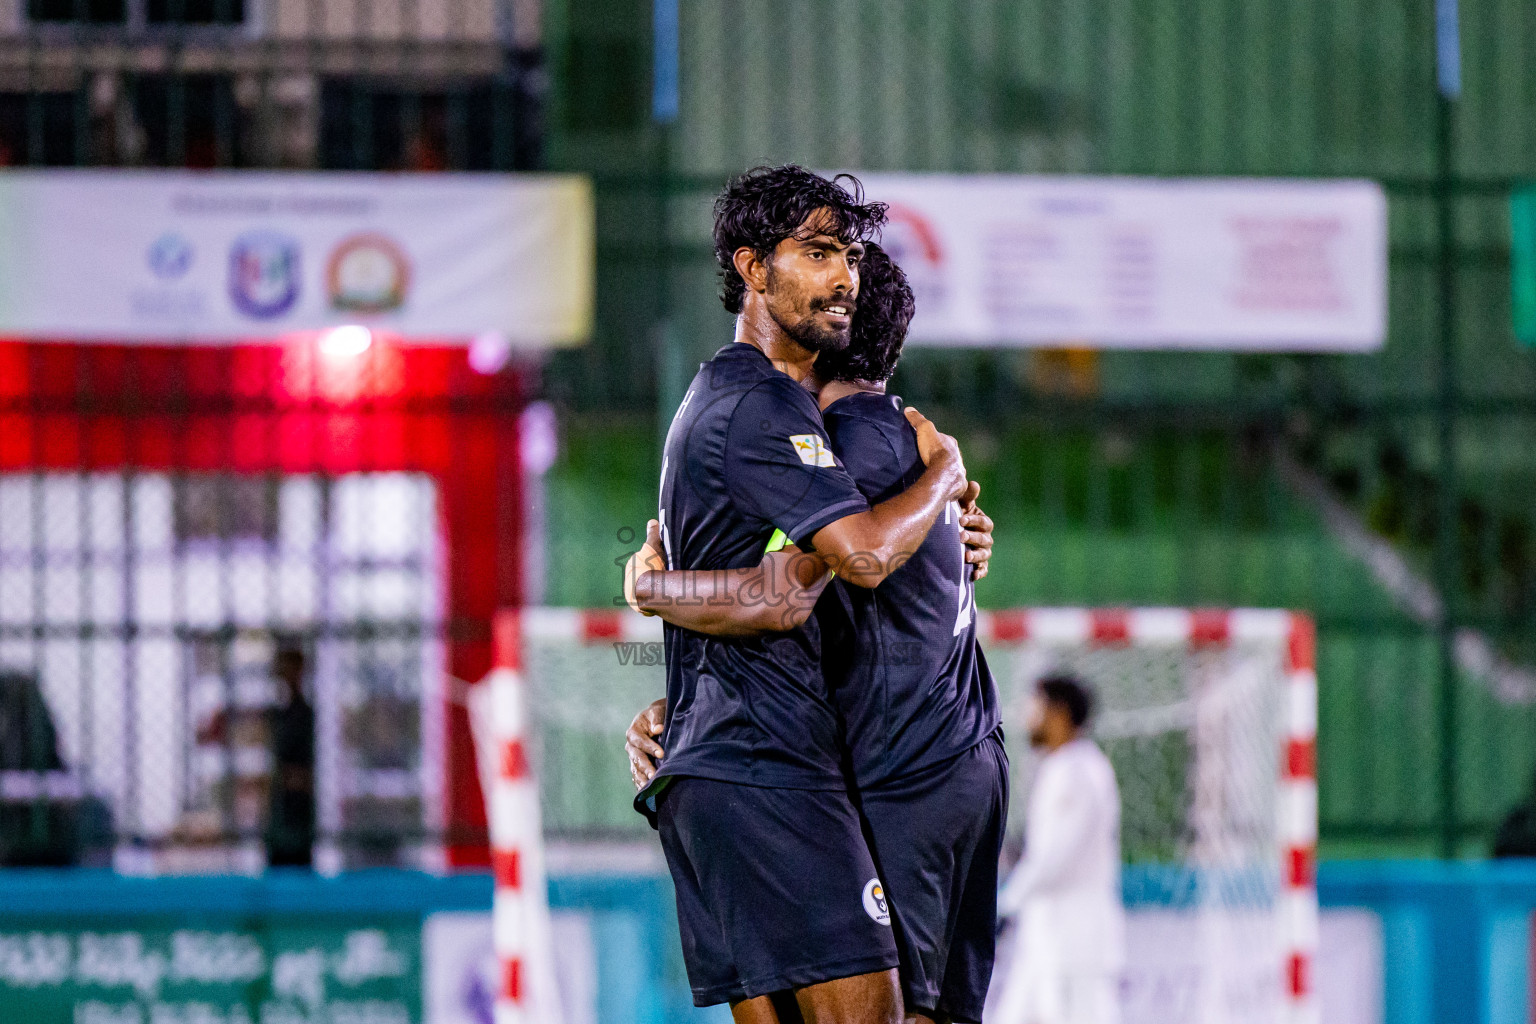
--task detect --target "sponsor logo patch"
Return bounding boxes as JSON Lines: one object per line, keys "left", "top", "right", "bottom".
{"left": 862, "top": 878, "right": 891, "bottom": 926}
{"left": 789, "top": 434, "right": 836, "bottom": 468}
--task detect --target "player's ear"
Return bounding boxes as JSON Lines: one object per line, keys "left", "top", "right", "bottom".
{"left": 733, "top": 246, "right": 769, "bottom": 295}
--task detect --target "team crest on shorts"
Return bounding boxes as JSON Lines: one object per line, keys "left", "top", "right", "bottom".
{"left": 862, "top": 878, "right": 891, "bottom": 926}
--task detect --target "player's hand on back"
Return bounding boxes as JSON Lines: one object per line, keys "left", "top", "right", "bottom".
{"left": 626, "top": 698, "right": 667, "bottom": 790}
{"left": 959, "top": 480, "right": 994, "bottom": 582}
{"left": 622, "top": 519, "right": 667, "bottom": 615}
{"left": 904, "top": 406, "right": 967, "bottom": 501}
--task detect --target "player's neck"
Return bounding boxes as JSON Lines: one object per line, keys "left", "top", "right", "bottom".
{"left": 733, "top": 307, "right": 818, "bottom": 382}
{"left": 817, "top": 378, "right": 885, "bottom": 412}
{"left": 1043, "top": 728, "right": 1080, "bottom": 753}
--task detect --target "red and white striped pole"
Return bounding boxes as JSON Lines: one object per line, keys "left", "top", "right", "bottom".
{"left": 1280, "top": 613, "right": 1320, "bottom": 1024}
{"left": 974, "top": 607, "right": 1321, "bottom": 1023}
{"left": 473, "top": 609, "right": 563, "bottom": 1024}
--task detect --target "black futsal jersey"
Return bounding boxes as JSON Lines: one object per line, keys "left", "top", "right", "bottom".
{"left": 820, "top": 391, "right": 1001, "bottom": 788}
{"left": 820, "top": 390, "right": 1007, "bottom": 1021}
{"left": 638, "top": 343, "right": 872, "bottom": 810}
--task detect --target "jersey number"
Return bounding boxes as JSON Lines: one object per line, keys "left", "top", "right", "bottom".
{"left": 948, "top": 501, "right": 974, "bottom": 636}
{"left": 659, "top": 456, "right": 675, "bottom": 570}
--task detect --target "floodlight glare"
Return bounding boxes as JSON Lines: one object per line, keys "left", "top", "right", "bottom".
{"left": 319, "top": 324, "right": 373, "bottom": 358}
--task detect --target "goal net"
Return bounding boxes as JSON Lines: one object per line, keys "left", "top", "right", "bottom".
{"left": 507, "top": 606, "right": 1318, "bottom": 1024}
{"left": 977, "top": 608, "right": 1317, "bottom": 1024}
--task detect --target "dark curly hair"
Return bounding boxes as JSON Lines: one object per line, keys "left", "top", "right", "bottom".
{"left": 713, "top": 165, "right": 888, "bottom": 315}
{"left": 1039, "top": 673, "right": 1094, "bottom": 728}
{"left": 814, "top": 243, "right": 914, "bottom": 384}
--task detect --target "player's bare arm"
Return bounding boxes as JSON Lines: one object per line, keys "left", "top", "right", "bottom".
{"left": 627, "top": 492, "right": 994, "bottom": 633}
{"left": 623, "top": 482, "right": 992, "bottom": 787}
{"left": 808, "top": 406, "right": 967, "bottom": 588}
{"left": 629, "top": 522, "right": 833, "bottom": 634}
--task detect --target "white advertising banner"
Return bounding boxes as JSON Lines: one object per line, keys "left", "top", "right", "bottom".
{"left": 0, "top": 169, "right": 593, "bottom": 345}
{"left": 856, "top": 174, "right": 1388, "bottom": 351}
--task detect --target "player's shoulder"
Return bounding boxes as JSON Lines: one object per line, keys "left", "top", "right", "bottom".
{"left": 824, "top": 391, "right": 918, "bottom": 468}
{"left": 683, "top": 345, "right": 817, "bottom": 432}
{"left": 823, "top": 390, "right": 908, "bottom": 429}
{"left": 825, "top": 392, "right": 912, "bottom": 441}
{"left": 744, "top": 371, "right": 820, "bottom": 408}
{"left": 1071, "top": 739, "right": 1117, "bottom": 777}
{"left": 700, "top": 342, "right": 798, "bottom": 393}
{"left": 724, "top": 367, "right": 823, "bottom": 433}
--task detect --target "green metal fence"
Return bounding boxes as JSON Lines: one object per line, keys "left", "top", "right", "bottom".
{"left": 538, "top": 0, "right": 1536, "bottom": 857}
{"left": 0, "top": 0, "right": 1533, "bottom": 856}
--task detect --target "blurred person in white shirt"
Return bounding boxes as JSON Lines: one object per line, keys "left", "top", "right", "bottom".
{"left": 991, "top": 674, "right": 1124, "bottom": 1024}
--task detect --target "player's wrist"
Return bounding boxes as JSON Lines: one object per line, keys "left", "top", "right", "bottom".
{"left": 623, "top": 554, "right": 658, "bottom": 615}
{"left": 928, "top": 451, "right": 966, "bottom": 501}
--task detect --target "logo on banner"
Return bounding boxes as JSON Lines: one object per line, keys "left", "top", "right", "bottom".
{"left": 880, "top": 203, "right": 947, "bottom": 312}
{"left": 229, "top": 231, "right": 301, "bottom": 319}
{"left": 146, "top": 233, "right": 193, "bottom": 279}
{"left": 327, "top": 233, "right": 410, "bottom": 314}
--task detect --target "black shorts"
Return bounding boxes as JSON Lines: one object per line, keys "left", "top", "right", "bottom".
{"left": 855, "top": 733, "right": 1010, "bottom": 1024}
{"left": 656, "top": 776, "right": 901, "bottom": 1006}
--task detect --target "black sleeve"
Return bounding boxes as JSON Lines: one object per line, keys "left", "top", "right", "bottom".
{"left": 723, "top": 377, "right": 870, "bottom": 545}
{"left": 823, "top": 412, "right": 908, "bottom": 503}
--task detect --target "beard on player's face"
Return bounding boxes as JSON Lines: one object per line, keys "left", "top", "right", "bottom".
{"left": 764, "top": 258, "right": 856, "bottom": 354}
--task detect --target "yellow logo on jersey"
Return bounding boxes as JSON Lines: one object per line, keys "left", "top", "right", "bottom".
{"left": 789, "top": 434, "right": 836, "bottom": 468}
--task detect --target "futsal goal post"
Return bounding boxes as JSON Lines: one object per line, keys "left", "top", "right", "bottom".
{"left": 484, "top": 606, "right": 1318, "bottom": 1024}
